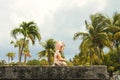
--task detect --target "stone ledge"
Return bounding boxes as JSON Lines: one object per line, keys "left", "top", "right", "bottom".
{"left": 0, "top": 65, "right": 109, "bottom": 80}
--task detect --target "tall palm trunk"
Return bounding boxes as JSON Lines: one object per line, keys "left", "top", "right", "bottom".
{"left": 19, "top": 37, "right": 26, "bottom": 64}
{"left": 24, "top": 55, "right": 27, "bottom": 64}
{"left": 48, "top": 53, "right": 51, "bottom": 65}
{"left": 48, "top": 51, "right": 53, "bottom": 65}
{"left": 90, "top": 52, "right": 92, "bottom": 65}
{"left": 116, "top": 43, "right": 120, "bottom": 63}
{"left": 118, "top": 50, "right": 120, "bottom": 63}
{"left": 48, "top": 57, "right": 53, "bottom": 65}
{"left": 8, "top": 57, "right": 10, "bottom": 64}
{"left": 118, "top": 48, "right": 120, "bottom": 63}
{"left": 18, "top": 46, "right": 22, "bottom": 64}
{"left": 10, "top": 57, "right": 13, "bottom": 63}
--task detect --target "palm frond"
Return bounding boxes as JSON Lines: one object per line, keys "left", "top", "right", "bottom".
{"left": 113, "top": 12, "right": 120, "bottom": 25}
{"left": 10, "top": 41, "right": 15, "bottom": 44}
{"left": 11, "top": 28, "right": 22, "bottom": 39}
{"left": 80, "top": 38, "right": 92, "bottom": 57}
{"left": 104, "top": 26, "right": 120, "bottom": 33}
{"left": 114, "top": 32, "right": 120, "bottom": 40}
{"left": 73, "top": 32, "right": 89, "bottom": 40}
{"left": 28, "top": 34, "right": 35, "bottom": 44}
{"left": 37, "top": 50, "right": 46, "bottom": 58}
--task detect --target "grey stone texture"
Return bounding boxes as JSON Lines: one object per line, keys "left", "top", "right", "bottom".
{"left": 0, "top": 65, "right": 109, "bottom": 80}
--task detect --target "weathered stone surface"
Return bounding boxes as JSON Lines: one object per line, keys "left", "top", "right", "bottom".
{"left": 0, "top": 65, "right": 109, "bottom": 80}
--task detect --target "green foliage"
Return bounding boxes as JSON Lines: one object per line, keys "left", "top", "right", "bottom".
{"left": 11, "top": 21, "right": 41, "bottom": 43}
{"left": 11, "top": 21, "right": 41, "bottom": 64}
{"left": 66, "top": 59, "right": 74, "bottom": 66}
{"left": 73, "top": 13, "right": 113, "bottom": 65}
{"left": 0, "top": 60, "right": 6, "bottom": 65}
{"left": 72, "top": 53, "right": 81, "bottom": 66}
{"left": 9, "top": 62, "right": 19, "bottom": 66}
{"left": 26, "top": 59, "right": 41, "bottom": 65}
{"left": 6, "top": 52, "right": 16, "bottom": 64}
{"left": 104, "top": 12, "right": 120, "bottom": 63}
{"left": 26, "top": 59, "right": 49, "bottom": 65}
{"left": 39, "top": 59, "right": 48, "bottom": 65}
{"left": 102, "top": 49, "right": 120, "bottom": 73}
{"left": 38, "top": 39, "right": 56, "bottom": 65}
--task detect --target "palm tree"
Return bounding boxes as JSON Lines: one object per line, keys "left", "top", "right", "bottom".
{"left": 102, "top": 49, "right": 120, "bottom": 77}
{"left": 0, "top": 60, "right": 6, "bottom": 65}
{"left": 10, "top": 38, "right": 24, "bottom": 64}
{"left": 23, "top": 48, "right": 31, "bottom": 64}
{"left": 104, "top": 12, "right": 120, "bottom": 63}
{"left": 23, "top": 49, "right": 31, "bottom": 64}
{"left": 21, "top": 39, "right": 31, "bottom": 64}
{"left": 72, "top": 53, "right": 81, "bottom": 66}
{"left": 11, "top": 21, "right": 41, "bottom": 64}
{"left": 73, "top": 13, "right": 112, "bottom": 65}
{"left": 38, "top": 39, "right": 56, "bottom": 65}
{"left": 6, "top": 52, "right": 15, "bottom": 64}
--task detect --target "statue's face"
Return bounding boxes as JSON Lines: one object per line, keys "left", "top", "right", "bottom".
{"left": 55, "top": 41, "right": 65, "bottom": 51}
{"left": 60, "top": 46, "right": 64, "bottom": 52}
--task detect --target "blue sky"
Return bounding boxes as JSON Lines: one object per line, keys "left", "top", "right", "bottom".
{"left": 0, "top": 0, "right": 120, "bottom": 62}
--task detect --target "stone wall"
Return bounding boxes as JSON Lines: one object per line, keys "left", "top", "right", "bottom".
{"left": 0, "top": 65, "right": 109, "bottom": 80}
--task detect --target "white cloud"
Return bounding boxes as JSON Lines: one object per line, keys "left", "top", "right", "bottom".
{"left": 0, "top": 0, "right": 108, "bottom": 45}
{"left": 8, "top": 0, "right": 64, "bottom": 41}
{"left": 8, "top": 0, "right": 107, "bottom": 41}
{"left": 90, "top": 0, "right": 107, "bottom": 13}
{"left": 10, "top": 0, "right": 63, "bottom": 24}
{"left": 70, "top": 0, "right": 88, "bottom": 8}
